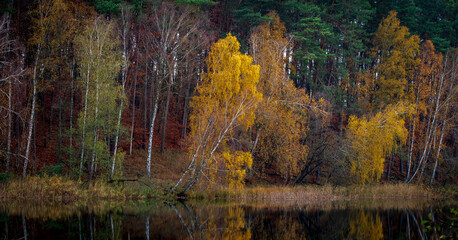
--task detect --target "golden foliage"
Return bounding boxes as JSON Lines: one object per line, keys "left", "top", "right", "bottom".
{"left": 187, "top": 33, "right": 261, "bottom": 190}
{"left": 348, "top": 210, "right": 383, "bottom": 240}
{"left": 360, "top": 11, "right": 420, "bottom": 108}
{"left": 346, "top": 102, "right": 413, "bottom": 184}
{"left": 249, "top": 12, "right": 328, "bottom": 181}
{"left": 223, "top": 206, "right": 251, "bottom": 240}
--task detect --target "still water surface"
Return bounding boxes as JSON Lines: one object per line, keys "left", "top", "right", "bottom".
{"left": 1, "top": 199, "right": 456, "bottom": 239}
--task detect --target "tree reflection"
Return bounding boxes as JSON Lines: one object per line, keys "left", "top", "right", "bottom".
{"left": 348, "top": 210, "right": 383, "bottom": 240}
{"left": 0, "top": 201, "right": 455, "bottom": 239}
{"left": 222, "top": 206, "right": 251, "bottom": 240}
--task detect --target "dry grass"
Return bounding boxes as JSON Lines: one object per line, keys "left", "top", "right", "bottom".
{"left": 188, "top": 183, "right": 438, "bottom": 203}
{"left": 0, "top": 175, "right": 143, "bottom": 202}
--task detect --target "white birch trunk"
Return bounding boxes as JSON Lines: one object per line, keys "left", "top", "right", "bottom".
{"left": 79, "top": 64, "right": 91, "bottom": 179}
{"left": 408, "top": 58, "right": 447, "bottom": 184}
{"left": 23, "top": 44, "right": 40, "bottom": 179}
{"left": 111, "top": 6, "right": 130, "bottom": 179}
{"left": 146, "top": 77, "right": 160, "bottom": 179}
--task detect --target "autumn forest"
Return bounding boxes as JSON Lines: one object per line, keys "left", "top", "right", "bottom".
{"left": 0, "top": 0, "right": 457, "bottom": 195}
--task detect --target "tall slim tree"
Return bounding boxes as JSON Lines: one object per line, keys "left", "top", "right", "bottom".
{"left": 366, "top": 11, "right": 420, "bottom": 108}
{"left": 172, "top": 34, "right": 262, "bottom": 193}
{"left": 75, "top": 15, "right": 122, "bottom": 183}
{"left": 0, "top": 13, "right": 24, "bottom": 173}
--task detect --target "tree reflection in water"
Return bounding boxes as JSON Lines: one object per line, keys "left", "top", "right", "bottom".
{"left": 348, "top": 210, "right": 383, "bottom": 240}
{"left": 1, "top": 200, "right": 456, "bottom": 239}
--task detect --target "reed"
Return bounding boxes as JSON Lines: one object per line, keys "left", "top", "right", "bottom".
{"left": 188, "top": 183, "right": 439, "bottom": 203}
{"left": 0, "top": 175, "right": 145, "bottom": 201}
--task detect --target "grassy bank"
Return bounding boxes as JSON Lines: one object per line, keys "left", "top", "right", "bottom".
{"left": 1, "top": 175, "right": 453, "bottom": 203}
{"left": 0, "top": 175, "right": 170, "bottom": 202}
{"left": 187, "top": 184, "right": 448, "bottom": 203}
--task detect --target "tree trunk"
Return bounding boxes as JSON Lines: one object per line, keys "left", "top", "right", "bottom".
{"left": 23, "top": 44, "right": 40, "bottom": 179}
{"left": 181, "top": 72, "right": 191, "bottom": 139}
{"left": 112, "top": 7, "right": 130, "bottom": 179}
{"left": 89, "top": 75, "right": 100, "bottom": 186}
{"left": 22, "top": 212, "right": 27, "bottom": 240}
{"left": 146, "top": 81, "right": 160, "bottom": 179}
{"left": 387, "top": 151, "right": 393, "bottom": 181}
{"left": 129, "top": 38, "right": 139, "bottom": 155}
{"left": 145, "top": 216, "right": 150, "bottom": 240}
{"left": 430, "top": 121, "right": 445, "bottom": 185}
{"left": 111, "top": 88, "right": 125, "bottom": 180}
{"left": 69, "top": 60, "right": 75, "bottom": 162}
{"left": 160, "top": 69, "right": 173, "bottom": 153}
{"left": 130, "top": 77, "right": 137, "bottom": 155}
{"left": 5, "top": 9, "right": 12, "bottom": 173}
{"left": 431, "top": 63, "right": 455, "bottom": 184}
{"left": 143, "top": 61, "right": 148, "bottom": 149}
{"left": 57, "top": 66, "right": 63, "bottom": 164}
{"left": 408, "top": 57, "right": 447, "bottom": 184}
{"left": 79, "top": 64, "right": 91, "bottom": 180}
{"left": 6, "top": 65, "right": 12, "bottom": 172}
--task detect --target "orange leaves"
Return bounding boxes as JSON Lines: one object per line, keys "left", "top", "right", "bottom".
{"left": 249, "top": 13, "right": 327, "bottom": 182}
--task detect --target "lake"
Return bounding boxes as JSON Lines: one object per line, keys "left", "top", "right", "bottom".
{"left": 1, "top": 198, "right": 456, "bottom": 239}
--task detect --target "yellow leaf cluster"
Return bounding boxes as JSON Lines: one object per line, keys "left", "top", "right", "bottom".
{"left": 187, "top": 34, "right": 261, "bottom": 190}
{"left": 221, "top": 151, "right": 253, "bottom": 190}
{"left": 223, "top": 206, "right": 251, "bottom": 240}
{"left": 346, "top": 101, "right": 413, "bottom": 184}
{"left": 348, "top": 210, "right": 383, "bottom": 240}
{"left": 361, "top": 11, "right": 420, "bottom": 108}
{"left": 191, "top": 33, "right": 262, "bottom": 132}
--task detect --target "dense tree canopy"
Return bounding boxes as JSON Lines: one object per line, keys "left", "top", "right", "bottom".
{"left": 0, "top": 0, "right": 456, "bottom": 189}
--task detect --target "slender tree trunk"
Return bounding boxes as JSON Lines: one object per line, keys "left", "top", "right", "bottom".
{"left": 42, "top": 94, "right": 46, "bottom": 148}
{"left": 387, "top": 151, "right": 393, "bottom": 181}
{"left": 430, "top": 121, "right": 445, "bottom": 185}
{"left": 79, "top": 64, "right": 91, "bottom": 179}
{"left": 430, "top": 65, "right": 455, "bottom": 184}
{"left": 143, "top": 61, "right": 148, "bottom": 149}
{"left": 6, "top": 67, "right": 12, "bottom": 172}
{"left": 181, "top": 121, "right": 234, "bottom": 193}
{"left": 88, "top": 75, "right": 100, "bottom": 186}
{"left": 129, "top": 40, "right": 139, "bottom": 155}
{"left": 181, "top": 72, "right": 191, "bottom": 139}
{"left": 5, "top": 8, "right": 12, "bottom": 173}
{"left": 58, "top": 65, "right": 63, "bottom": 164}
{"left": 33, "top": 113, "right": 37, "bottom": 171}
{"left": 23, "top": 44, "right": 40, "bottom": 179}
{"left": 69, "top": 61, "right": 75, "bottom": 163}
{"left": 49, "top": 90, "right": 54, "bottom": 138}
{"left": 110, "top": 213, "right": 114, "bottom": 240}
{"left": 22, "top": 212, "right": 27, "bottom": 240}
{"left": 111, "top": 7, "right": 130, "bottom": 179}
{"left": 111, "top": 89, "right": 124, "bottom": 180}
{"left": 408, "top": 59, "right": 447, "bottom": 184}
{"left": 160, "top": 68, "right": 173, "bottom": 153}
{"left": 146, "top": 81, "right": 160, "bottom": 179}
{"left": 130, "top": 72, "right": 137, "bottom": 155}
{"left": 145, "top": 216, "right": 150, "bottom": 240}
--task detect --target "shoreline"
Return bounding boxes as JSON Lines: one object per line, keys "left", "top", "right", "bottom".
{"left": 186, "top": 184, "right": 448, "bottom": 202}
{"left": 1, "top": 175, "right": 456, "bottom": 203}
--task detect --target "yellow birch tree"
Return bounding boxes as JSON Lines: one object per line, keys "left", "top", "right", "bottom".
{"left": 346, "top": 102, "right": 413, "bottom": 184}
{"left": 172, "top": 33, "right": 262, "bottom": 193}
